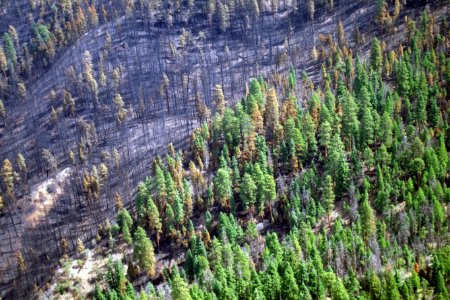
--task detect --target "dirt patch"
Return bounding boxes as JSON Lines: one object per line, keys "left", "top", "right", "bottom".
{"left": 24, "top": 167, "right": 73, "bottom": 227}
{"left": 43, "top": 248, "right": 125, "bottom": 299}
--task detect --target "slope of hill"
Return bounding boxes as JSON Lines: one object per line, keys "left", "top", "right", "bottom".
{"left": 0, "top": 0, "right": 448, "bottom": 298}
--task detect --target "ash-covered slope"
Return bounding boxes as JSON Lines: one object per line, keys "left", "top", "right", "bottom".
{"left": 0, "top": 0, "right": 444, "bottom": 298}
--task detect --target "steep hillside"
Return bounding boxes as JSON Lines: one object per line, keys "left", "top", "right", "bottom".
{"left": 0, "top": 0, "right": 448, "bottom": 298}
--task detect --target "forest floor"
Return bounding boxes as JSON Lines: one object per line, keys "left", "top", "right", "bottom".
{"left": 43, "top": 239, "right": 184, "bottom": 299}
{"left": 44, "top": 248, "right": 125, "bottom": 299}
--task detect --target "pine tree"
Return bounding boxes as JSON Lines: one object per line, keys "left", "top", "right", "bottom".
{"left": 375, "top": 0, "right": 388, "bottom": 25}
{"left": 184, "top": 249, "right": 196, "bottom": 280}
{"left": 415, "top": 93, "right": 427, "bottom": 127}
{"left": 332, "top": 276, "right": 350, "bottom": 300}
{"left": 265, "top": 87, "right": 279, "bottom": 138}
{"left": 16, "top": 251, "right": 26, "bottom": 273}
{"left": 281, "top": 264, "right": 299, "bottom": 299}
{"left": 214, "top": 84, "right": 226, "bottom": 116}
{"left": 2, "top": 32, "right": 16, "bottom": 65}
{"left": 240, "top": 173, "right": 257, "bottom": 212}
{"left": 357, "top": 85, "right": 373, "bottom": 142}
{"left": 146, "top": 197, "right": 162, "bottom": 248}
{"left": 327, "top": 133, "right": 345, "bottom": 180}
{"left": 341, "top": 91, "right": 359, "bottom": 150}
{"left": 299, "top": 282, "right": 313, "bottom": 300}
{"left": 289, "top": 66, "right": 296, "bottom": 91}
{"left": 322, "top": 175, "right": 335, "bottom": 224}
{"left": 438, "top": 135, "right": 448, "bottom": 179}
{"left": 0, "top": 46, "right": 7, "bottom": 74}
{"left": 370, "top": 37, "right": 383, "bottom": 74}
{"left": 396, "top": 59, "right": 410, "bottom": 97}
{"left": 2, "top": 159, "right": 14, "bottom": 197}
{"left": 171, "top": 274, "right": 192, "bottom": 300}
{"left": 337, "top": 19, "right": 346, "bottom": 47}
{"left": 308, "top": 0, "right": 315, "bottom": 21}
{"left": 160, "top": 73, "right": 170, "bottom": 110}
{"left": 0, "top": 100, "right": 6, "bottom": 125}
{"left": 122, "top": 221, "right": 132, "bottom": 244}
{"left": 319, "top": 121, "right": 332, "bottom": 156}
{"left": 250, "top": 0, "right": 260, "bottom": 18}
{"left": 359, "top": 194, "right": 376, "bottom": 243}
{"left": 113, "top": 148, "right": 120, "bottom": 171}
{"left": 154, "top": 165, "right": 167, "bottom": 208}
{"left": 113, "top": 94, "right": 127, "bottom": 124}
{"left": 217, "top": 2, "right": 229, "bottom": 32}
{"left": 335, "top": 156, "right": 349, "bottom": 199}
{"left": 263, "top": 173, "right": 276, "bottom": 220}
{"left": 214, "top": 168, "right": 232, "bottom": 208}
{"left": 250, "top": 79, "right": 265, "bottom": 109}
{"left": 379, "top": 111, "right": 393, "bottom": 147}
{"left": 385, "top": 270, "right": 401, "bottom": 300}
{"left": 94, "top": 283, "right": 107, "bottom": 300}
{"left": 173, "top": 194, "right": 184, "bottom": 226}
{"left": 428, "top": 97, "right": 440, "bottom": 128}
{"left": 360, "top": 105, "right": 374, "bottom": 147}
{"left": 105, "top": 258, "right": 127, "bottom": 293}
{"left": 117, "top": 208, "right": 133, "bottom": 230}
{"left": 369, "top": 272, "right": 382, "bottom": 300}
{"left": 133, "top": 226, "right": 155, "bottom": 276}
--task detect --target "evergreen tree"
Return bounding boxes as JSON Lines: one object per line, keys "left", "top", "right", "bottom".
{"left": 299, "top": 282, "right": 313, "bottom": 300}
{"left": 154, "top": 165, "right": 167, "bottom": 208}
{"left": 281, "top": 264, "right": 299, "bottom": 299}
{"left": 370, "top": 37, "right": 383, "bottom": 74}
{"left": 117, "top": 208, "right": 133, "bottom": 230}
{"left": 105, "top": 258, "right": 127, "bottom": 294}
{"left": 240, "top": 173, "right": 257, "bottom": 212}
{"left": 214, "top": 168, "right": 232, "bottom": 208}
{"left": 359, "top": 194, "right": 376, "bottom": 243}
{"left": 415, "top": 92, "right": 427, "bottom": 127}
{"left": 385, "top": 270, "right": 401, "bottom": 300}
{"left": 94, "top": 283, "right": 107, "bottom": 300}
{"left": 428, "top": 97, "right": 440, "bottom": 128}
{"left": 335, "top": 156, "right": 350, "bottom": 199}
{"left": 262, "top": 174, "right": 276, "bottom": 220}
{"left": 171, "top": 274, "right": 193, "bottom": 300}
{"left": 368, "top": 272, "right": 382, "bottom": 300}
{"left": 146, "top": 197, "right": 162, "bottom": 247}
{"left": 341, "top": 90, "right": 359, "bottom": 150}
{"left": 319, "top": 121, "right": 332, "bottom": 155}
{"left": 2, "top": 159, "right": 14, "bottom": 197}
{"left": 133, "top": 226, "right": 155, "bottom": 276}
{"left": 0, "top": 100, "right": 6, "bottom": 125}
{"left": 379, "top": 111, "right": 393, "bottom": 147}
{"left": 122, "top": 221, "right": 132, "bottom": 244}
{"left": 250, "top": 79, "right": 264, "bottom": 109}
{"left": 358, "top": 86, "right": 374, "bottom": 147}
{"left": 2, "top": 32, "right": 16, "bottom": 65}
{"left": 322, "top": 175, "right": 335, "bottom": 224}
{"left": 396, "top": 59, "right": 410, "bottom": 97}
{"left": 265, "top": 87, "right": 280, "bottom": 138}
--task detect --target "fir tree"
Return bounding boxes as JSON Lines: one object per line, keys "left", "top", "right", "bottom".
{"left": 133, "top": 226, "right": 155, "bottom": 276}
{"left": 121, "top": 219, "right": 132, "bottom": 245}
{"left": 322, "top": 175, "right": 335, "bottom": 224}
{"left": 359, "top": 194, "right": 376, "bottom": 243}
{"left": 370, "top": 37, "right": 383, "bottom": 74}
{"left": 214, "top": 168, "right": 232, "bottom": 209}
{"left": 171, "top": 274, "right": 193, "bottom": 300}
{"left": 240, "top": 173, "right": 257, "bottom": 212}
